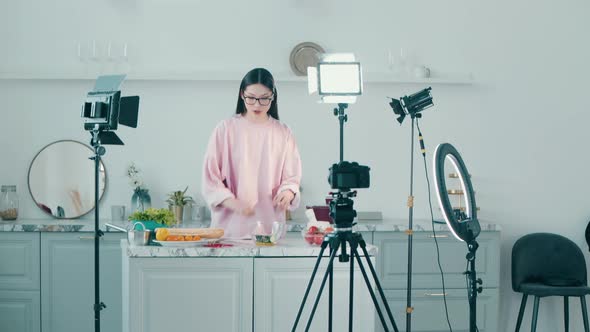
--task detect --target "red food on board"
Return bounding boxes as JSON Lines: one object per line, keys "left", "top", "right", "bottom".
{"left": 307, "top": 226, "right": 319, "bottom": 234}
{"left": 313, "top": 235, "right": 324, "bottom": 245}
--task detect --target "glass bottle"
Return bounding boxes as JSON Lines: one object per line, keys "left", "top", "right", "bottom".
{"left": 0, "top": 185, "right": 19, "bottom": 221}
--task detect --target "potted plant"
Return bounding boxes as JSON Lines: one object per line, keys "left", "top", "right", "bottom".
{"left": 128, "top": 207, "right": 176, "bottom": 231}
{"left": 166, "top": 186, "right": 194, "bottom": 224}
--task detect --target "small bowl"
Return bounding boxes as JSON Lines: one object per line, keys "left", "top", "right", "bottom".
{"left": 254, "top": 234, "right": 274, "bottom": 246}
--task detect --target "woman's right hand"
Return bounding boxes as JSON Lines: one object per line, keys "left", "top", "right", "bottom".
{"left": 221, "top": 198, "right": 255, "bottom": 216}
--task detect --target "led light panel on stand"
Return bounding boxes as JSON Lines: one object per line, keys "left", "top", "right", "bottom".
{"left": 307, "top": 53, "right": 362, "bottom": 104}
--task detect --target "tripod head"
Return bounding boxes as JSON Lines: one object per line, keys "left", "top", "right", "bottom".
{"left": 328, "top": 190, "right": 357, "bottom": 229}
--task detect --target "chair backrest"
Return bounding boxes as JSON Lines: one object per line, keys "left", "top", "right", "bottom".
{"left": 512, "top": 232, "right": 587, "bottom": 292}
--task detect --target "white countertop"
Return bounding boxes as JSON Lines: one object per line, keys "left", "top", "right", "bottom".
{"left": 0, "top": 218, "right": 501, "bottom": 232}
{"left": 122, "top": 236, "right": 379, "bottom": 258}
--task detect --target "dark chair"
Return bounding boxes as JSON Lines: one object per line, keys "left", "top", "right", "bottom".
{"left": 512, "top": 233, "right": 590, "bottom": 332}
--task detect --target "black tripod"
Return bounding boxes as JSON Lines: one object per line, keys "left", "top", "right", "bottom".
{"left": 292, "top": 104, "right": 400, "bottom": 332}
{"left": 90, "top": 129, "right": 107, "bottom": 332}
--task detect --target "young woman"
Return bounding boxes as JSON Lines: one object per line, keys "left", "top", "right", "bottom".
{"left": 201, "top": 68, "right": 302, "bottom": 238}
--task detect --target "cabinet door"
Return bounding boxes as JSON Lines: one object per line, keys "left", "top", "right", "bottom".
{"left": 124, "top": 257, "right": 253, "bottom": 332}
{"left": 254, "top": 257, "right": 376, "bottom": 332}
{"left": 374, "top": 231, "right": 500, "bottom": 289}
{"left": 377, "top": 288, "right": 499, "bottom": 332}
{"left": 0, "top": 233, "right": 40, "bottom": 290}
{"left": 41, "top": 232, "right": 125, "bottom": 332}
{"left": 0, "top": 290, "right": 40, "bottom": 332}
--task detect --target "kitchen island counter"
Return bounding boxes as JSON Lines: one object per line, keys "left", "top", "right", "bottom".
{"left": 122, "top": 237, "right": 378, "bottom": 332}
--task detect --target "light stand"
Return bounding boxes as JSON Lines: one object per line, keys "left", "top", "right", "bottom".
{"left": 81, "top": 75, "right": 139, "bottom": 332}
{"left": 292, "top": 103, "right": 399, "bottom": 332}
{"left": 388, "top": 87, "right": 434, "bottom": 332}
{"left": 90, "top": 130, "right": 107, "bottom": 332}
{"left": 405, "top": 114, "right": 418, "bottom": 332}
{"left": 433, "top": 143, "right": 481, "bottom": 332}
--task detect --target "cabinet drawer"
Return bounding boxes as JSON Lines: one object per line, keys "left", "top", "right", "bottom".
{"left": 374, "top": 231, "right": 500, "bottom": 289}
{"left": 0, "top": 233, "right": 40, "bottom": 290}
{"left": 376, "top": 288, "right": 499, "bottom": 332}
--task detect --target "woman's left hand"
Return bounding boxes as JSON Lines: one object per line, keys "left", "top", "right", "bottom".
{"left": 273, "top": 190, "right": 295, "bottom": 210}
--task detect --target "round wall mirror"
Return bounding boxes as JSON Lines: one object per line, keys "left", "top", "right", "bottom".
{"left": 28, "top": 140, "right": 106, "bottom": 219}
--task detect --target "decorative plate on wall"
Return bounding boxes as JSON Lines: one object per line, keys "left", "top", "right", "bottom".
{"left": 289, "top": 42, "right": 325, "bottom": 76}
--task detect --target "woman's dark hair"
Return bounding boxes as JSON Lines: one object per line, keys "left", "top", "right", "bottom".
{"left": 235, "top": 68, "right": 279, "bottom": 120}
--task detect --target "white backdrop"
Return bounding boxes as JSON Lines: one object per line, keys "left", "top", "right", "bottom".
{"left": 1, "top": 1, "right": 590, "bottom": 331}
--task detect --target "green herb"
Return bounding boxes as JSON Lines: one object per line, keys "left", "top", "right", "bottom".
{"left": 128, "top": 208, "right": 176, "bottom": 226}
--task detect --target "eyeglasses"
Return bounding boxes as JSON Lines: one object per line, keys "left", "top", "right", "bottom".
{"left": 243, "top": 95, "right": 273, "bottom": 106}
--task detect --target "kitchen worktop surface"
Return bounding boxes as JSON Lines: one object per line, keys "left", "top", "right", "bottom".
{"left": 123, "top": 237, "right": 379, "bottom": 258}
{"left": 0, "top": 218, "right": 501, "bottom": 232}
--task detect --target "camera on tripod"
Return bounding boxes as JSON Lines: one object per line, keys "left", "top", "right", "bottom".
{"left": 293, "top": 53, "right": 400, "bottom": 332}
{"left": 328, "top": 161, "right": 370, "bottom": 190}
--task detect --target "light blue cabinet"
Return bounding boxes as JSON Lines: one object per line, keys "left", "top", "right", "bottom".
{"left": 374, "top": 231, "right": 501, "bottom": 332}
{"left": 380, "top": 289, "right": 499, "bottom": 332}
{"left": 41, "top": 232, "right": 125, "bottom": 332}
{"left": 0, "top": 233, "right": 41, "bottom": 332}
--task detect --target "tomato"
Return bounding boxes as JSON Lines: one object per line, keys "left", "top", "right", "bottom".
{"left": 313, "top": 235, "right": 324, "bottom": 245}
{"left": 307, "top": 226, "right": 319, "bottom": 234}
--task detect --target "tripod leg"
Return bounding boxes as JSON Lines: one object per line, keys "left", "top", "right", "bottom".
{"left": 349, "top": 249, "right": 354, "bottom": 332}
{"left": 304, "top": 239, "right": 341, "bottom": 332}
{"left": 357, "top": 243, "right": 400, "bottom": 332}
{"left": 329, "top": 241, "right": 334, "bottom": 332}
{"left": 292, "top": 240, "right": 330, "bottom": 332}
{"left": 351, "top": 246, "right": 396, "bottom": 332}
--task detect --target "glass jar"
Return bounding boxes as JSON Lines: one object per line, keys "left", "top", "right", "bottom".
{"left": 0, "top": 185, "right": 19, "bottom": 221}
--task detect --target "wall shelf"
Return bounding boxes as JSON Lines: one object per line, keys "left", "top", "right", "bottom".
{"left": 0, "top": 70, "right": 474, "bottom": 85}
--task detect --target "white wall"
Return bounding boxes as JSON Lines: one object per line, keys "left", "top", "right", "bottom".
{"left": 1, "top": 1, "right": 590, "bottom": 331}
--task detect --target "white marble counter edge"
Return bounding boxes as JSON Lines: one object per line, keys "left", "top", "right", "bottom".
{"left": 0, "top": 218, "right": 501, "bottom": 232}
{"left": 122, "top": 238, "right": 379, "bottom": 258}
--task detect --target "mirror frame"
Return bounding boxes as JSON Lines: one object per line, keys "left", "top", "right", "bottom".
{"left": 27, "top": 139, "right": 107, "bottom": 219}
